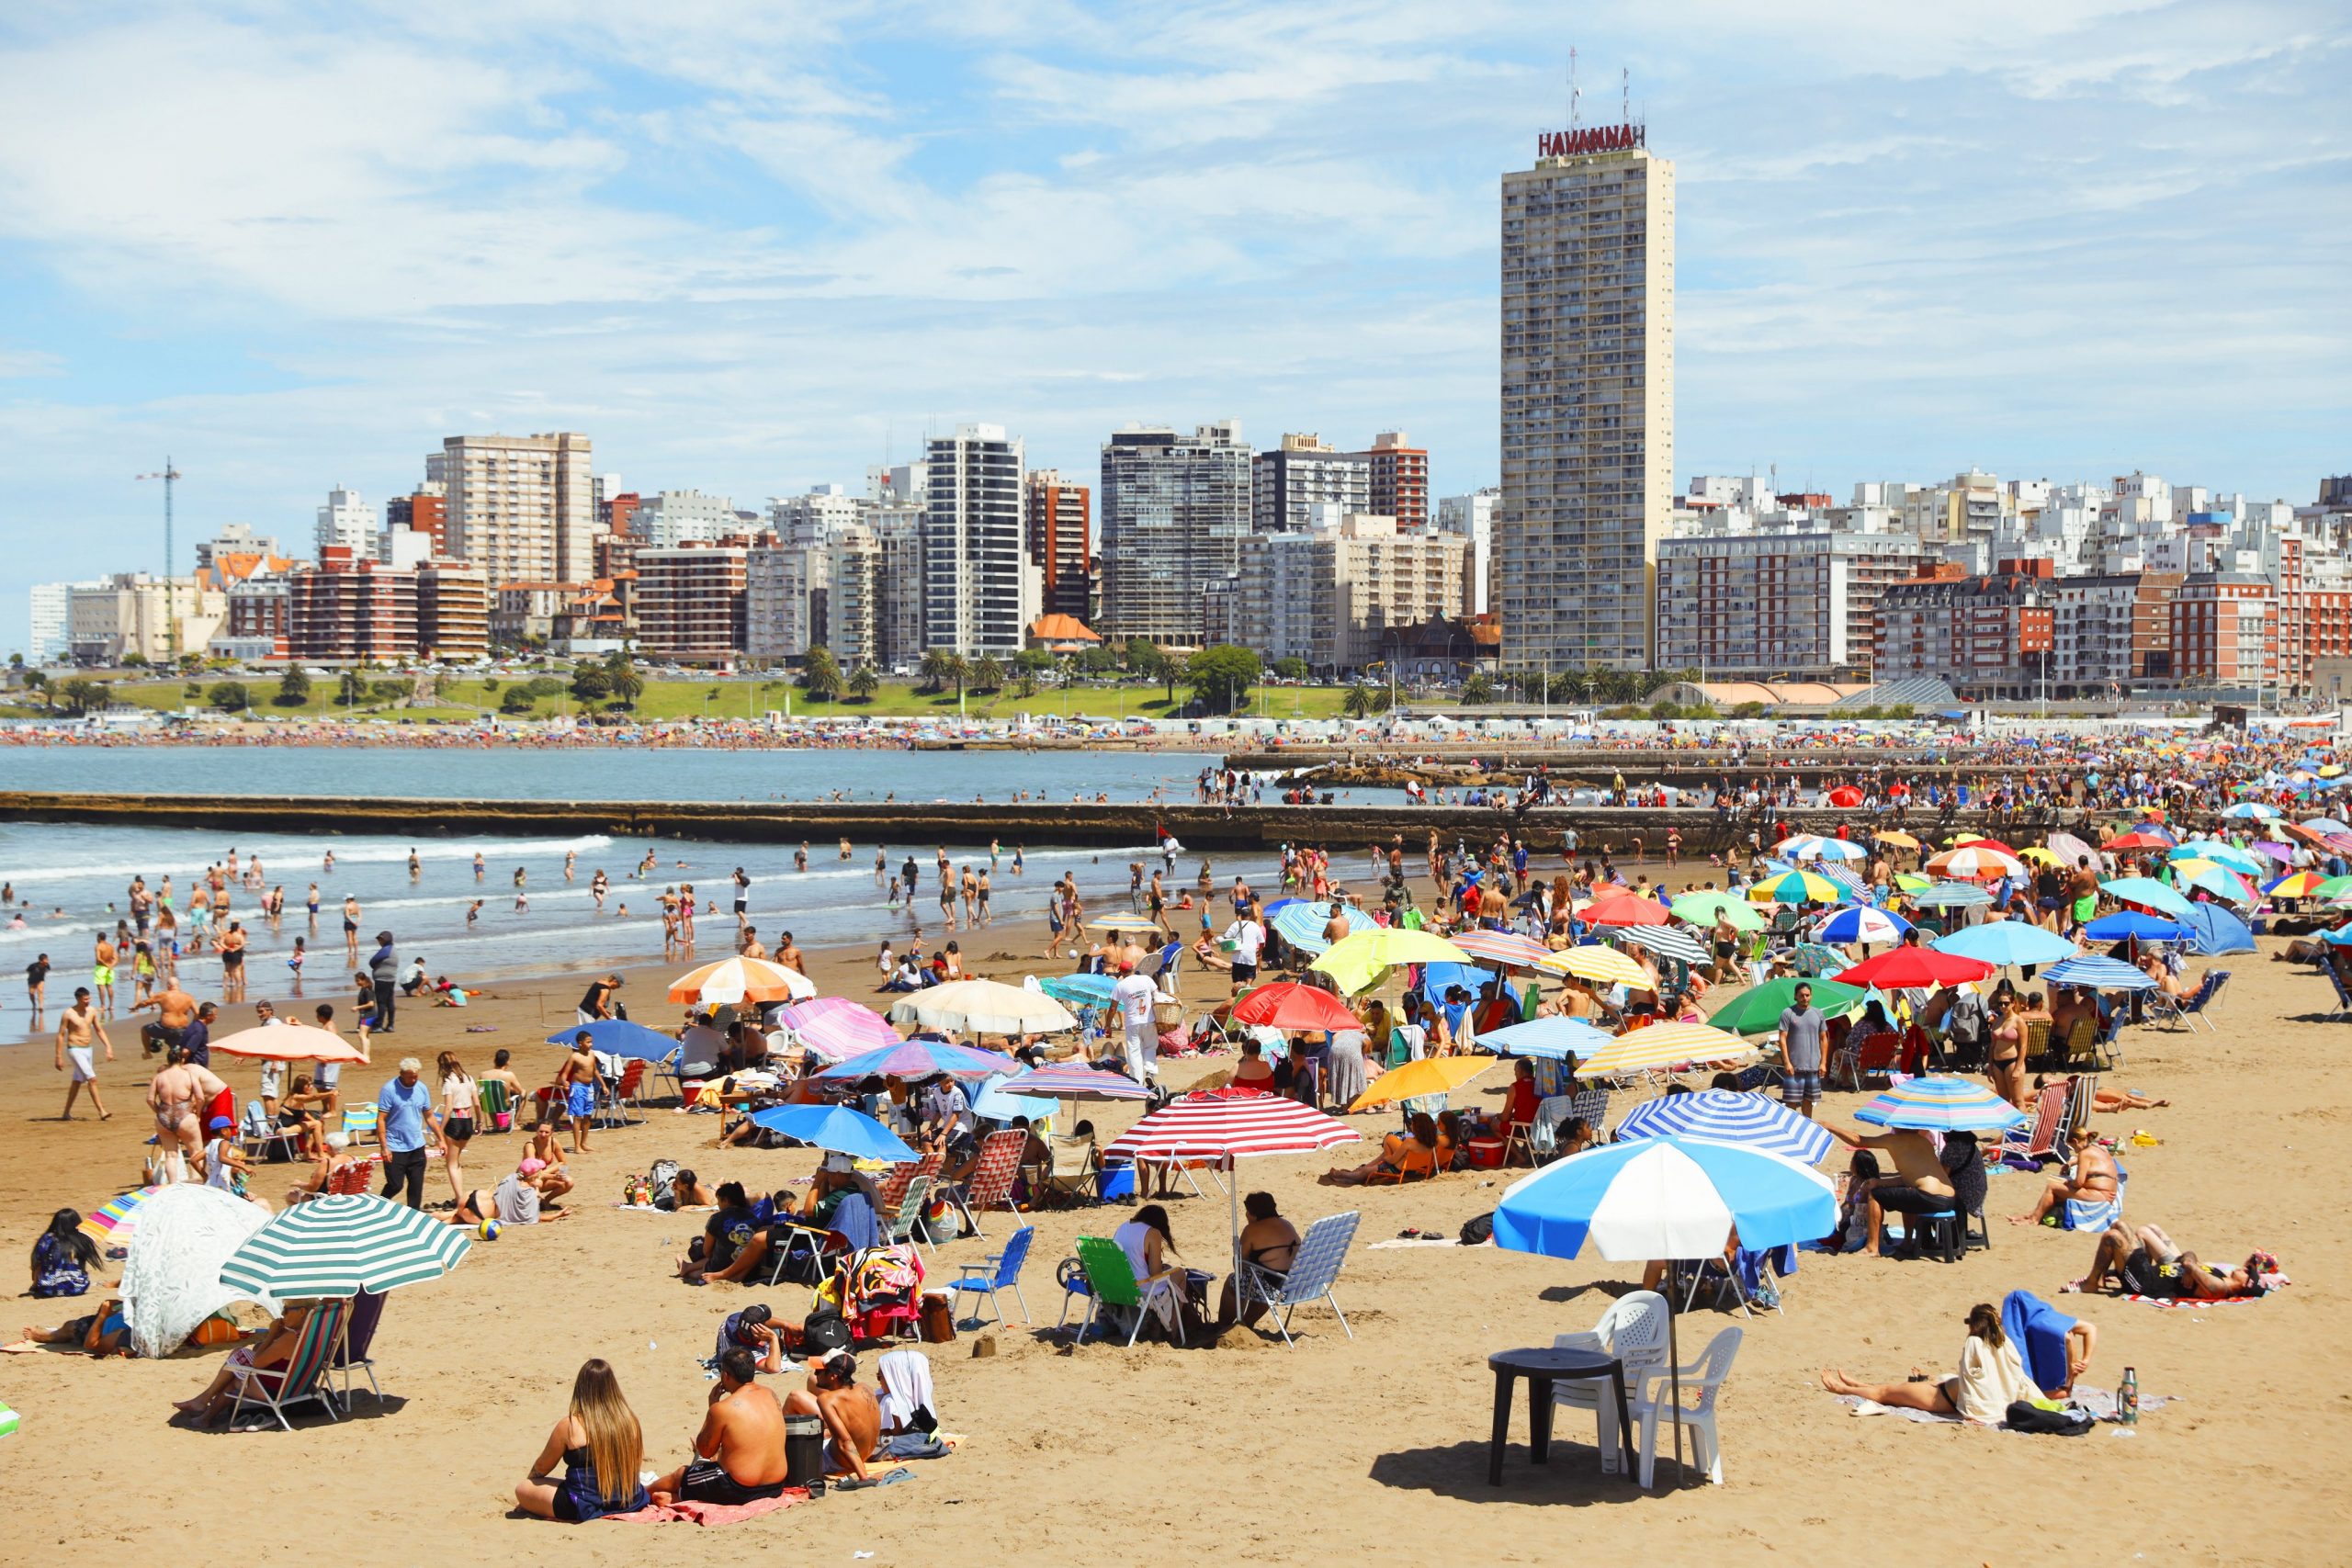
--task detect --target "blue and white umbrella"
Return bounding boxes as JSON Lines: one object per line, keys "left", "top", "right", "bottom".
{"left": 2299, "top": 818, "right": 2349, "bottom": 834}
{"left": 1495, "top": 1135, "right": 1837, "bottom": 1263}
{"left": 2221, "top": 801, "right": 2278, "bottom": 820}
{"left": 1814, "top": 906, "right": 1909, "bottom": 945}
{"left": 1909, "top": 881, "right": 1992, "bottom": 908}
{"left": 1614, "top": 1090, "right": 1835, "bottom": 1166}
{"left": 1480, "top": 1016, "right": 1620, "bottom": 1062}
{"left": 1932, "top": 920, "right": 2078, "bottom": 967}
{"left": 2041, "top": 954, "right": 2157, "bottom": 993}
{"left": 1272, "top": 900, "right": 1366, "bottom": 956}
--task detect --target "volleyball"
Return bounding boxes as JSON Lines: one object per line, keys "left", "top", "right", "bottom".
{"left": 478, "top": 1220, "right": 502, "bottom": 1241}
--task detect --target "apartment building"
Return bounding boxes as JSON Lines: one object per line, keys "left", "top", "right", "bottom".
{"left": 1872, "top": 562, "right": 2056, "bottom": 701}
{"left": 286, "top": 549, "right": 417, "bottom": 663}
{"left": 1655, "top": 529, "right": 1919, "bottom": 679}
{"left": 1098, "top": 421, "right": 1250, "bottom": 646}
{"left": 441, "top": 432, "right": 596, "bottom": 584}
{"left": 415, "top": 561, "right": 491, "bottom": 662}
{"left": 922, "top": 424, "right": 1030, "bottom": 658}
{"left": 1252, "top": 434, "right": 1369, "bottom": 534}
{"left": 636, "top": 540, "right": 750, "bottom": 665}
{"left": 1363, "top": 431, "right": 1430, "bottom": 530}
{"left": 1234, "top": 514, "right": 1466, "bottom": 675}
{"left": 2169, "top": 573, "right": 2277, "bottom": 688}
{"left": 1024, "top": 469, "right": 1092, "bottom": 626}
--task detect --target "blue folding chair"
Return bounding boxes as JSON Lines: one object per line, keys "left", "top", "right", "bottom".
{"left": 948, "top": 1224, "right": 1035, "bottom": 1328}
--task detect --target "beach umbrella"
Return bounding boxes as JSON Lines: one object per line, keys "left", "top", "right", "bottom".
{"left": 543, "top": 1018, "right": 683, "bottom": 1063}
{"left": 2317, "top": 875, "right": 2352, "bottom": 900}
{"left": 1620, "top": 924, "right": 1711, "bottom": 966}
{"left": 1090, "top": 913, "right": 1163, "bottom": 933}
{"left": 2170, "top": 840, "right": 2263, "bottom": 876}
{"left": 885, "top": 978, "right": 1078, "bottom": 1035}
{"left": 1449, "top": 929, "right": 1555, "bottom": 970}
{"left": 1669, "top": 892, "right": 1765, "bottom": 930}
{"left": 2100, "top": 876, "right": 2194, "bottom": 918}
{"left": 1774, "top": 835, "right": 1864, "bottom": 862}
{"left": 1272, "top": 900, "right": 1370, "bottom": 956}
{"left": 1350, "top": 1053, "right": 1501, "bottom": 1111}
{"left": 2264, "top": 871, "right": 2328, "bottom": 899}
{"left": 1001, "top": 1063, "right": 1153, "bottom": 1100}
{"left": 2321, "top": 926, "right": 2352, "bottom": 947}
{"left": 1926, "top": 845, "right": 2026, "bottom": 882}
{"left": 2082, "top": 910, "right": 2194, "bottom": 943}
{"left": 2017, "top": 847, "right": 2063, "bottom": 867}
{"left": 122, "top": 1186, "right": 281, "bottom": 1360}
{"left": 1706, "top": 977, "right": 1867, "bottom": 1036}
{"left": 772, "top": 998, "right": 903, "bottom": 1063}
{"left": 1813, "top": 907, "right": 1910, "bottom": 945}
{"left": 1495, "top": 1134, "right": 1836, "bottom": 1482}
{"left": 1853, "top": 1077, "right": 2029, "bottom": 1134}
{"left": 1480, "top": 1017, "right": 1620, "bottom": 1062}
{"left": 77, "top": 1186, "right": 162, "bottom": 1250}
{"left": 2102, "top": 830, "right": 2171, "bottom": 852}
{"left": 2042, "top": 955, "right": 2157, "bottom": 993}
{"left": 1875, "top": 830, "right": 1921, "bottom": 850}
{"left": 2221, "top": 801, "right": 2278, "bottom": 820}
{"left": 1826, "top": 786, "right": 1864, "bottom": 807}
{"left": 1747, "top": 870, "right": 1846, "bottom": 905}
{"left": 1230, "top": 981, "right": 1361, "bottom": 1032}
{"left": 2249, "top": 840, "right": 2296, "bottom": 864}
{"left": 2045, "top": 831, "right": 2097, "bottom": 867}
{"left": 1554, "top": 943, "right": 1651, "bottom": 987}
{"left": 1834, "top": 948, "right": 1996, "bottom": 988}
{"left": 744, "top": 1102, "right": 921, "bottom": 1163}
{"left": 1614, "top": 1090, "right": 1836, "bottom": 1166}
{"left": 1893, "top": 872, "right": 1937, "bottom": 893}
{"left": 219, "top": 1194, "right": 472, "bottom": 1300}
{"left": 1035, "top": 973, "right": 1118, "bottom": 1008}
{"left": 209, "top": 1024, "right": 368, "bottom": 1064}
{"left": 968, "top": 1073, "right": 1057, "bottom": 1125}
{"left": 2181, "top": 867, "right": 2255, "bottom": 906}
{"left": 1931, "top": 920, "right": 2078, "bottom": 968}
{"left": 2177, "top": 903, "right": 2255, "bottom": 955}
{"left": 668, "top": 954, "right": 816, "bottom": 1005}
{"left": 2300, "top": 818, "right": 2350, "bottom": 835}
{"left": 816, "top": 1038, "right": 1023, "bottom": 1081}
{"left": 1577, "top": 1022, "right": 1757, "bottom": 1077}
{"left": 1314, "top": 928, "right": 1472, "bottom": 992}
{"left": 1951, "top": 836, "right": 2021, "bottom": 856}
{"left": 1583, "top": 894, "right": 1673, "bottom": 925}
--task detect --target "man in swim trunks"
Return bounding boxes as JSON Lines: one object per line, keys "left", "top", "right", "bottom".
{"left": 1825, "top": 1120, "right": 1955, "bottom": 1255}
{"left": 649, "top": 1347, "right": 792, "bottom": 1506}
{"left": 131, "top": 979, "right": 198, "bottom": 1059}
{"left": 55, "top": 986, "right": 114, "bottom": 1121}
{"left": 560, "top": 1031, "right": 600, "bottom": 1154}
{"left": 2069, "top": 1221, "right": 2272, "bottom": 1300}
{"left": 785, "top": 1351, "right": 881, "bottom": 1482}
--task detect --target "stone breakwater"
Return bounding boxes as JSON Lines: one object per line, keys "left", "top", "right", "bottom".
{"left": 0, "top": 791, "right": 2079, "bottom": 858}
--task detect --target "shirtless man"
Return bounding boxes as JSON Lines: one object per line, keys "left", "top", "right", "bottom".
{"left": 55, "top": 986, "right": 114, "bottom": 1121}
{"left": 649, "top": 1347, "right": 792, "bottom": 1506}
{"left": 785, "top": 1350, "right": 881, "bottom": 1482}
{"left": 775, "top": 931, "right": 805, "bottom": 975}
{"left": 93, "top": 933, "right": 118, "bottom": 1014}
{"left": 2010, "top": 1124, "right": 2120, "bottom": 1226}
{"left": 149, "top": 1050, "right": 228, "bottom": 1170}
{"left": 1825, "top": 1120, "right": 1955, "bottom": 1256}
{"left": 132, "top": 979, "right": 198, "bottom": 1059}
{"left": 2068, "top": 1222, "right": 2273, "bottom": 1301}
{"left": 739, "top": 927, "right": 769, "bottom": 961}
{"left": 560, "top": 1031, "right": 601, "bottom": 1154}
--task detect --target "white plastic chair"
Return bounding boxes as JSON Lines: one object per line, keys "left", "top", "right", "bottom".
{"left": 1551, "top": 1290, "right": 1669, "bottom": 1474}
{"left": 1632, "top": 1325, "right": 1743, "bottom": 1488}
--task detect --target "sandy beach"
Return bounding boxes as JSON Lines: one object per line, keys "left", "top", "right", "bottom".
{"left": 4, "top": 908, "right": 2348, "bottom": 1568}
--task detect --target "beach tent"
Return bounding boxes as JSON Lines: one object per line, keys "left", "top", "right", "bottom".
{"left": 2177, "top": 903, "right": 2256, "bottom": 956}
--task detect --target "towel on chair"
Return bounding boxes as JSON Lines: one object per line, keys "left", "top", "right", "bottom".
{"left": 2000, "top": 1289, "right": 2076, "bottom": 1394}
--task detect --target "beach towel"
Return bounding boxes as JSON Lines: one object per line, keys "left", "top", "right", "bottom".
{"left": 875, "top": 1348, "right": 937, "bottom": 1436}
{"left": 831, "top": 1192, "right": 880, "bottom": 1252}
{"left": 605, "top": 1489, "right": 809, "bottom": 1526}
{"left": 1838, "top": 1387, "right": 2173, "bottom": 1427}
{"left": 2001, "top": 1290, "right": 2077, "bottom": 1395}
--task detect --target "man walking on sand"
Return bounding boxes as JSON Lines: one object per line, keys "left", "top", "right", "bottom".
{"left": 560, "top": 1031, "right": 601, "bottom": 1154}
{"left": 57, "top": 986, "right": 114, "bottom": 1121}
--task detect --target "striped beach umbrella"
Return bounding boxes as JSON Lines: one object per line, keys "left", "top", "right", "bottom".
{"left": 1925, "top": 845, "right": 2026, "bottom": 882}
{"left": 1909, "top": 880, "right": 1992, "bottom": 908}
{"left": 1615, "top": 1089, "right": 1836, "bottom": 1166}
{"left": 1449, "top": 929, "right": 1555, "bottom": 969}
{"left": 815, "top": 1038, "right": 1023, "bottom": 1081}
{"left": 1105, "top": 1088, "right": 1362, "bottom": 1163}
{"left": 78, "top": 1186, "right": 162, "bottom": 1249}
{"left": 2263, "top": 871, "right": 2328, "bottom": 899}
{"left": 773, "top": 998, "right": 902, "bottom": 1063}
{"left": 667, "top": 954, "right": 816, "bottom": 1005}
{"left": 2041, "top": 955, "right": 2158, "bottom": 993}
{"left": 2170, "top": 840, "right": 2264, "bottom": 876}
{"left": 1480, "top": 1016, "right": 1620, "bottom": 1062}
{"left": 1001, "top": 1063, "right": 1153, "bottom": 1100}
{"left": 1619, "top": 924, "right": 1711, "bottom": 966}
{"left": 1554, "top": 943, "right": 1651, "bottom": 987}
{"left": 1747, "top": 870, "right": 1846, "bottom": 905}
{"left": 217, "top": 1194, "right": 473, "bottom": 1298}
{"left": 1813, "top": 906, "right": 1910, "bottom": 945}
{"left": 1091, "top": 913, "right": 1163, "bottom": 933}
{"left": 1853, "top": 1076, "right": 2028, "bottom": 1134}
{"left": 1577, "top": 1021, "right": 1758, "bottom": 1078}
{"left": 1272, "top": 901, "right": 1369, "bottom": 956}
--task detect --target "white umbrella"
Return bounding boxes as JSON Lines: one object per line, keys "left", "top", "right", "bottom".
{"left": 887, "top": 978, "right": 1079, "bottom": 1035}
{"left": 120, "top": 1185, "right": 280, "bottom": 1359}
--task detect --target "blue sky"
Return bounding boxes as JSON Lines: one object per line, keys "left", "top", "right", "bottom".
{"left": 2, "top": 1, "right": 2346, "bottom": 652}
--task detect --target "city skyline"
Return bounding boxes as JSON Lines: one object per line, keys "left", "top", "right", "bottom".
{"left": 1, "top": 3, "right": 2346, "bottom": 653}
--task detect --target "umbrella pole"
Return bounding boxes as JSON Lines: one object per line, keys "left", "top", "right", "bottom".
{"left": 1667, "top": 1260, "right": 1686, "bottom": 1490}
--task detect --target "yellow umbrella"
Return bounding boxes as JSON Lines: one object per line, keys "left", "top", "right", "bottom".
{"left": 2018, "top": 847, "right": 2062, "bottom": 866}
{"left": 1874, "top": 830, "right": 1920, "bottom": 849}
{"left": 1551, "top": 945, "right": 1650, "bottom": 987}
{"left": 1349, "top": 1054, "right": 1500, "bottom": 1111}
{"left": 2165, "top": 857, "right": 2221, "bottom": 881}
{"left": 1579, "top": 1021, "right": 1758, "bottom": 1077}
{"left": 1313, "top": 927, "right": 1472, "bottom": 994}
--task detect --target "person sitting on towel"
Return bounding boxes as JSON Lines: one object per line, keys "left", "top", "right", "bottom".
{"left": 1817, "top": 1302, "right": 2038, "bottom": 1423}
{"left": 648, "top": 1347, "right": 791, "bottom": 1506}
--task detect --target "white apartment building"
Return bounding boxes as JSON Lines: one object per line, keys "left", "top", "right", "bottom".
{"left": 28, "top": 581, "right": 96, "bottom": 662}
{"left": 316, "top": 487, "right": 376, "bottom": 561}
{"left": 825, "top": 524, "right": 881, "bottom": 670}
{"left": 922, "top": 423, "right": 1031, "bottom": 658}
{"left": 440, "top": 432, "right": 596, "bottom": 584}
{"left": 1098, "top": 420, "right": 1252, "bottom": 646}
{"left": 871, "top": 509, "right": 926, "bottom": 671}
{"left": 746, "top": 536, "right": 828, "bottom": 664}
{"left": 1498, "top": 124, "right": 1676, "bottom": 670}
{"left": 632, "top": 489, "right": 741, "bottom": 548}
{"left": 1436, "top": 489, "right": 1498, "bottom": 615}
{"left": 1235, "top": 514, "right": 1467, "bottom": 676}
{"left": 766, "top": 486, "right": 867, "bottom": 550}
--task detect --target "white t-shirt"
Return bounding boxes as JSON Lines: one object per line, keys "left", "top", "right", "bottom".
{"left": 1224, "top": 920, "right": 1264, "bottom": 964}
{"left": 1112, "top": 974, "right": 1159, "bottom": 1027}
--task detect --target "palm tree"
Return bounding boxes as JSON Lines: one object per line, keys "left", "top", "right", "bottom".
{"left": 1342, "top": 685, "right": 1374, "bottom": 720}
{"left": 918, "top": 649, "right": 954, "bottom": 694}
{"left": 1460, "top": 672, "right": 1496, "bottom": 705}
{"left": 847, "top": 663, "right": 881, "bottom": 703}
{"left": 801, "top": 645, "right": 842, "bottom": 703}
{"left": 972, "top": 654, "right": 1006, "bottom": 694}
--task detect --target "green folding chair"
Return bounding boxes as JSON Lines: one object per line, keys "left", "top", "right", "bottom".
{"left": 1064, "top": 1235, "right": 1183, "bottom": 1347}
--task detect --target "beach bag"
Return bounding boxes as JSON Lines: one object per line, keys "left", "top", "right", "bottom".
{"left": 799, "top": 1303, "right": 852, "bottom": 1355}
{"left": 2004, "top": 1400, "right": 2094, "bottom": 1437}
{"left": 1459, "top": 1211, "right": 1495, "bottom": 1247}
{"left": 648, "top": 1158, "right": 682, "bottom": 1211}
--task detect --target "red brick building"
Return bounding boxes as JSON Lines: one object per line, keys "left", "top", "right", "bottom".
{"left": 1363, "top": 431, "right": 1430, "bottom": 530}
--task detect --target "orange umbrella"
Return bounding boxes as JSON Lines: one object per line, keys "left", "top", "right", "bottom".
{"left": 667, "top": 955, "right": 816, "bottom": 1005}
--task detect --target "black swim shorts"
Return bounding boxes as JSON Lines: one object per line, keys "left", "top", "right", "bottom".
{"left": 677, "top": 1460, "right": 787, "bottom": 1506}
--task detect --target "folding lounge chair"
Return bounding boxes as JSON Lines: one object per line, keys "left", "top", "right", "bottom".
{"left": 877, "top": 1154, "right": 943, "bottom": 1217}
{"left": 884, "top": 1175, "right": 934, "bottom": 1257}
{"left": 330, "top": 1288, "right": 388, "bottom": 1405}
{"left": 1236, "top": 1211, "right": 1361, "bottom": 1345}
{"left": 1036, "top": 1134, "right": 1101, "bottom": 1206}
{"left": 945, "top": 1129, "right": 1025, "bottom": 1240}
{"left": 224, "top": 1297, "right": 350, "bottom": 1433}
{"left": 1064, "top": 1235, "right": 1182, "bottom": 1347}
{"left": 2000, "top": 1084, "right": 2068, "bottom": 1167}
{"left": 2063, "top": 1166, "right": 2128, "bottom": 1232}
{"left": 1520, "top": 1095, "right": 1578, "bottom": 1165}
{"left": 947, "top": 1224, "right": 1035, "bottom": 1329}
{"left": 240, "top": 1099, "right": 296, "bottom": 1165}
{"left": 339, "top": 1103, "right": 379, "bottom": 1142}
{"left": 475, "top": 1077, "right": 516, "bottom": 1134}
{"left": 1569, "top": 1088, "right": 1611, "bottom": 1140}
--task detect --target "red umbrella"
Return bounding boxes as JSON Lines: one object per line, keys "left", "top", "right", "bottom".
{"left": 1105, "top": 1087, "right": 1363, "bottom": 1163}
{"left": 1230, "top": 982, "right": 1360, "bottom": 1032}
{"left": 1826, "top": 786, "right": 1864, "bottom": 807}
{"left": 2103, "top": 831, "right": 2170, "bottom": 851}
{"left": 1951, "top": 836, "right": 2018, "bottom": 856}
{"left": 1834, "top": 948, "right": 1997, "bottom": 988}
{"left": 1584, "top": 896, "right": 1668, "bottom": 927}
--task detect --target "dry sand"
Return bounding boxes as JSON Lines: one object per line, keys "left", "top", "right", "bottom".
{"left": 3, "top": 921, "right": 2348, "bottom": 1568}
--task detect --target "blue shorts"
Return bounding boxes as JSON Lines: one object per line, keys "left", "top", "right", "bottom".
{"left": 1781, "top": 1070, "right": 1824, "bottom": 1104}
{"left": 567, "top": 1083, "right": 595, "bottom": 1118}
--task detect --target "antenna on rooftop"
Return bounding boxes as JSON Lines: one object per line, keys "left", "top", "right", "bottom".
{"left": 1622, "top": 67, "right": 1629, "bottom": 126}
{"left": 1568, "top": 47, "right": 1579, "bottom": 130}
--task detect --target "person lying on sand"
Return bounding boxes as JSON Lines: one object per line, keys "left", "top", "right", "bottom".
{"left": 2010, "top": 1125, "right": 2120, "bottom": 1226}
{"left": 23, "top": 1298, "right": 132, "bottom": 1357}
{"left": 2066, "top": 1222, "right": 2277, "bottom": 1300}
{"left": 1818, "top": 1303, "right": 2037, "bottom": 1423}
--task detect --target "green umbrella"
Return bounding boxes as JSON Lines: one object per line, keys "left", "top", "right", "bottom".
{"left": 2315, "top": 874, "right": 2352, "bottom": 900}
{"left": 217, "top": 1195, "right": 473, "bottom": 1298}
{"left": 1708, "top": 977, "right": 1870, "bottom": 1036}
{"left": 1669, "top": 892, "right": 1767, "bottom": 931}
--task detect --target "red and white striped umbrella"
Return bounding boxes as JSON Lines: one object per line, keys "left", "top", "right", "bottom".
{"left": 1925, "top": 845, "right": 2026, "bottom": 882}
{"left": 1448, "top": 929, "right": 1555, "bottom": 969}
{"left": 773, "top": 998, "right": 900, "bottom": 1063}
{"left": 1105, "top": 1087, "right": 1362, "bottom": 1164}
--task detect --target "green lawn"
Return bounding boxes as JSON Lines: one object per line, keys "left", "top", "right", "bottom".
{"left": 7, "top": 675, "right": 1364, "bottom": 725}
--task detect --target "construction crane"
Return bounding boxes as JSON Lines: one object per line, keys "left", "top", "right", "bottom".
{"left": 135, "top": 457, "right": 183, "bottom": 663}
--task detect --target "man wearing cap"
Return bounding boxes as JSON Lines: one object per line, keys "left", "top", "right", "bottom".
{"left": 785, "top": 1351, "right": 881, "bottom": 1482}
{"left": 1110, "top": 960, "right": 1160, "bottom": 1080}
{"left": 376, "top": 1056, "right": 435, "bottom": 1208}
{"left": 368, "top": 931, "right": 398, "bottom": 1034}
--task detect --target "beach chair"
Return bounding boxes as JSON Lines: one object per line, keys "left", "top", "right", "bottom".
{"left": 1237, "top": 1210, "right": 1360, "bottom": 1346}
{"left": 2022, "top": 1018, "right": 2055, "bottom": 1072}
{"left": 327, "top": 1156, "right": 380, "bottom": 1197}
{"left": 877, "top": 1152, "right": 943, "bottom": 1215}
{"left": 884, "top": 1175, "right": 933, "bottom": 1257}
{"left": 1521, "top": 1095, "right": 1578, "bottom": 1165}
{"left": 1035, "top": 1133, "right": 1101, "bottom": 1207}
{"left": 2000, "top": 1084, "right": 2068, "bottom": 1167}
{"left": 2324, "top": 967, "right": 2352, "bottom": 1021}
{"left": 1829, "top": 1031, "right": 1900, "bottom": 1092}
{"left": 945, "top": 1129, "right": 1025, "bottom": 1239}
{"left": 476, "top": 1077, "right": 516, "bottom": 1134}
{"left": 1063, "top": 1235, "right": 1182, "bottom": 1347}
{"left": 2151, "top": 971, "right": 2227, "bottom": 1032}
{"left": 240, "top": 1099, "right": 296, "bottom": 1164}
{"left": 330, "top": 1288, "right": 388, "bottom": 1405}
{"left": 1630, "top": 1325, "right": 1743, "bottom": 1489}
{"left": 2063, "top": 1166, "right": 2128, "bottom": 1232}
{"left": 600, "top": 1059, "right": 649, "bottom": 1125}
{"left": 339, "top": 1103, "right": 379, "bottom": 1142}
{"left": 2059, "top": 1018, "right": 2104, "bottom": 1073}
{"left": 1554, "top": 1289, "right": 1670, "bottom": 1476}
{"left": 946, "top": 1224, "right": 1035, "bottom": 1329}
{"left": 223, "top": 1297, "right": 350, "bottom": 1433}
{"left": 1569, "top": 1088, "right": 1611, "bottom": 1142}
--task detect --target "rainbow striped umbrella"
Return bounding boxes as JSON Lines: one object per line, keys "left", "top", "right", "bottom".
{"left": 78, "top": 1186, "right": 162, "bottom": 1248}
{"left": 773, "top": 998, "right": 902, "bottom": 1063}
{"left": 2263, "top": 871, "right": 2328, "bottom": 899}
{"left": 1747, "top": 870, "right": 1847, "bottom": 905}
{"left": 1854, "top": 1076, "right": 2028, "bottom": 1134}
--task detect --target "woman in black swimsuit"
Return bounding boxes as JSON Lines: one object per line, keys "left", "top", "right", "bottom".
{"left": 1217, "top": 1191, "right": 1302, "bottom": 1330}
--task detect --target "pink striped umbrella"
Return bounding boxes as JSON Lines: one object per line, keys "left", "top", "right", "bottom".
{"left": 1447, "top": 929, "right": 1555, "bottom": 970}
{"left": 1001, "top": 1064, "right": 1153, "bottom": 1100}
{"left": 1104, "top": 1088, "right": 1363, "bottom": 1268}
{"left": 773, "top": 998, "right": 901, "bottom": 1063}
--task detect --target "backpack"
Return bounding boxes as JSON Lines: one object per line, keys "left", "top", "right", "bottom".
{"left": 799, "top": 1303, "right": 852, "bottom": 1354}
{"left": 2003, "top": 1400, "right": 2094, "bottom": 1436}
{"left": 1459, "top": 1211, "right": 1495, "bottom": 1246}
{"left": 1946, "top": 989, "right": 1985, "bottom": 1044}
{"left": 647, "top": 1158, "right": 681, "bottom": 1212}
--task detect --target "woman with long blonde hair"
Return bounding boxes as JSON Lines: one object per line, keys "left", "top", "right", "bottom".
{"left": 516, "top": 1359, "right": 648, "bottom": 1521}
